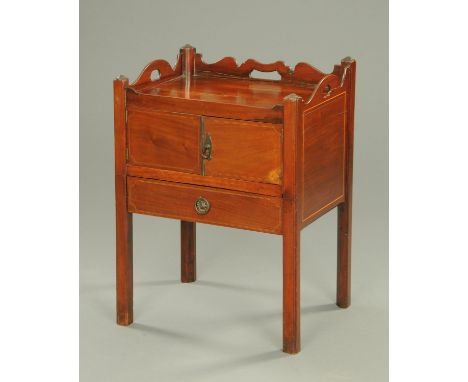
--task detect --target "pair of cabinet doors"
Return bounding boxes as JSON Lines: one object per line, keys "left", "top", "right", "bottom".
{"left": 127, "top": 109, "right": 283, "bottom": 185}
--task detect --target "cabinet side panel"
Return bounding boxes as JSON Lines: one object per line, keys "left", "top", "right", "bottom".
{"left": 302, "top": 93, "right": 346, "bottom": 223}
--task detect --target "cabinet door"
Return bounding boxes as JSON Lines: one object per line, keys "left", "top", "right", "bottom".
{"left": 203, "top": 117, "right": 282, "bottom": 184}
{"left": 127, "top": 109, "right": 201, "bottom": 173}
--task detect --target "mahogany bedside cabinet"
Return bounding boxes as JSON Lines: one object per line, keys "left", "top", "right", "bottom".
{"left": 114, "top": 45, "right": 356, "bottom": 354}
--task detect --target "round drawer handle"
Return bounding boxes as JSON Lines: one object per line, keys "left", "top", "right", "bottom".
{"left": 194, "top": 197, "right": 210, "bottom": 215}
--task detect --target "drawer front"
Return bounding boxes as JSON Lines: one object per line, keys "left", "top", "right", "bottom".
{"left": 127, "top": 177, "right": 282, "bottom": 234}
{"left": 127, "top": 109, "right": 201, "bottom": 173}
{"left": 203, "top": 117, "right": 282, "bottom": 184}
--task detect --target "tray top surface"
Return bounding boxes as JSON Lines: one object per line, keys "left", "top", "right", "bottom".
{"left": 130, "top": 73, "right": 316, "bottom": 109}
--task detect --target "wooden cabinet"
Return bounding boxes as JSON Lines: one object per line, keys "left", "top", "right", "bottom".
{"left": 114, "top": 45, "right": 356, "bottom": 354}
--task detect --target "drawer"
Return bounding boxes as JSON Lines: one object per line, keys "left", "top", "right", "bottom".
{"left": 127, "top": 177, "right": 282, "bottom": 234}
{"left": 127, "top": 109, "right": 201, "bottom": 173}
{"left": 203, "top": 117, "right": 282, "bottom": 184}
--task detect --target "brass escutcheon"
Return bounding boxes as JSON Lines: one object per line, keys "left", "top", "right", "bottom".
{"left": 194, "top": 197, "right": 210, "bottom": 215}
{"left": 201, "top": 133, "right": 212, "bottom": 161}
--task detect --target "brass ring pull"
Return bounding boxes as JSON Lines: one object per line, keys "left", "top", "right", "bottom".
{"left": 194, "top": 197, "right": 210, "bottom": 215}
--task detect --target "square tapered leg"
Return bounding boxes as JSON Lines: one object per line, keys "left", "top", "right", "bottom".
{"left": 116, "top": 209, "right": 133, "bottom": 325}
{"left": 337, "top": 202, "right": 351, "bottom": 308}
{"left": 283, "top": 207, "right": 300, "bottom": 354}
{"left": 181, "top": 221, "right": 196, "bottom": 283}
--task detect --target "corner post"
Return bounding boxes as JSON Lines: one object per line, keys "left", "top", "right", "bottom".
{"left": 282, "top": 93, "right": 304, "bottom": 354}
{"left": 179, "top": 44, "right": 197, "bottom": 282}
{"left": 114, "top": 75, "right": 133, "bottom": 325}
{"left": 180, "top": 44, "right": 196, "bottom": 86}
{"left": 337, "top": 58, "right": 356, "bottom": 308}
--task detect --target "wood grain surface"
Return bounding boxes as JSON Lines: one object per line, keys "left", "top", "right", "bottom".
{"left": 203, "top": 117, "right": 282, "bottom": 184}
{"left": 127, "top": 177, "right": 282, "bottom": 234}
{"left": 302, "top": 93, "right": 346, "bottom": 226}
{"left": 114, "top": 48, "right": 357, "bottom": 354}
{"left": 127, "top": 109, "right": 200, "bottom": 173}
{"left": 114, "top": 76, "right": 133, "bottom": 326}
{"left": 181, "top": 221, "right": 196, "bottom": 283}
{"left": 337, "top": 59, "right": 356, "bottom": 309}
{"left": 282, "top": 94, "right": 304, "bottom": 354}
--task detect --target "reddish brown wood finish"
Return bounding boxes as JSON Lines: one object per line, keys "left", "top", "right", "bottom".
{"left": 127, "top": 109, "right": 201, "bottom": 173}
{"left": 127, "top": 107, "right": 283, "bottom": 185}
{"left": 181, "top": 221, "right": 196, "bottom": 283}
{"left": 114, "top": 47, "right": 356, "bottom": 354}
{"left": 305, "top": 73, "right": 342, "bottom": 106}
{"left": 302, "top": 93, "right": 346, "bottom": 226}
{"left": 132, "top": 58, "right": 182, "bottom": 87}
{"left": 131, "top": 74, "right": 315, "bottom": 109}
{"left": 203, "top": 117, "right": 282, "bottom": 184}
{"left": 114, "top": 76, "right": 133, "bottom": 326}
{"left": 282, "top": 94, "right": 304, "bottom": 354}
{"left": 181, "top": 44, "right": 195, "bottom": 81}
{"left": 126, "top": 90, "right": 284, "bottom": 124}
{"left": 127, "top": 177, "right": 282, "bottom": 234}
{"left": 126, "top": 165, "right": 282, "bottom": 197}
{"left": 337, "top": 59, "right": 356, "bottom": 309}
{"left": 195, "top": 54, "right": 292, "bottom": 78}
{"left": 194, "top": 53, "right": 326, "bottom": 83}
{"left": 127, "top": 74, "right": 316, "bottom": 124}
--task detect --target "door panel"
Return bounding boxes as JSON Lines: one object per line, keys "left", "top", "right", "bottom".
{"left": 127, "top": 109, "right": 200, "bottom": 173}
{"left": 203, "top": 117, "right": 282, "bottom": 184}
